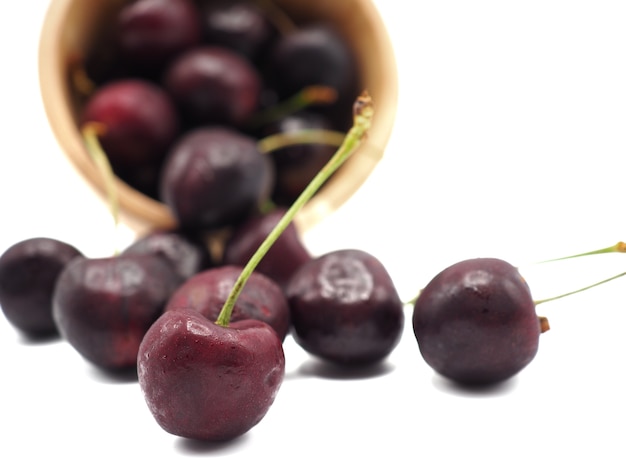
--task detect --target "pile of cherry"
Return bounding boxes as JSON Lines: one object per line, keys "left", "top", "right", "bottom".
{"left": 77, "top": 0, "right": 358, "bottom": 221}
{"left": 2, "top": 0, "right": 624, "bottom": 445}
{"left": 2, "top": 179, "right": 625, "bottom": 443}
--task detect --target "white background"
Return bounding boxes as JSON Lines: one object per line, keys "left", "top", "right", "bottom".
{"left": 2, "top": 1, "right": 626, "bottom": 468}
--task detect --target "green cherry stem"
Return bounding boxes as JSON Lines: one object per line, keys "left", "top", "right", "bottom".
{"left": 215, "top": 90, "right": 374, "bottom": 327}
{"left": 533, "top": 270, "right": 626, "bottom": 306}
{"left": 257, "top": 128, "right": 346, "bottom": 154}
{"left": 532, "top": 241, "right": 626, "bottom": 265}
{"left": 81, "top": 122, "right": 121, "bottom": 254}
{"left": 248, "top": 85, "right": 338, "bottom": 128}
{"left": 405, "top": 241, "right": 626, "bottom": 308}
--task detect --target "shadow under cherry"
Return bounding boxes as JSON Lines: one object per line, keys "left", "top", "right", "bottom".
{"left": 287, "top": 356, "right": 396, "bottom": 381}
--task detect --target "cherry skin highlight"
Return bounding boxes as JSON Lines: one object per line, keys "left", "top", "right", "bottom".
{"left": 412, "top": 258, "right": 545, "bottom": 386}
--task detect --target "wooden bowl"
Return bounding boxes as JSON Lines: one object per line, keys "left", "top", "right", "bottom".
{"left": 38, "top": 0, "right": 398, "bottom": 234}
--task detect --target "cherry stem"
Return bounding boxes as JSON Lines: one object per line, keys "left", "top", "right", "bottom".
{"left": 257, "top": 128, "right": 346, "bottom": 154}
{"left": 533, "top": 270, "right": 626, "bottom": 305}
{"left": 215, "top": 91, "right": 374, "bottom": 327}
{"left": 81, "top": 122, "right": 121, "bottom": 253}
{"left": 69, "top": 54, "right": 96, "bottom": 98}
{"left": 249, "top": 85, "right": 338, "bottom": 128}
{"left": 256, "top": 122, "right": 346, "bottom": 214}
{"left": 532, "top": 241, "right": 626, "bottom": 264}
{"left": 405, "top": 242, "right": 626, "bottom": 308}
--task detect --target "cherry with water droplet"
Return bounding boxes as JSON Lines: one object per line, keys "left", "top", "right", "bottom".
{"left": 287, "top": 249, "right": 404, "bottom": 366}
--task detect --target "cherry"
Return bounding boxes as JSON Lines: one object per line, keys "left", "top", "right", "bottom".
{"left": 0, "top": 238, "right": 83, "bottom": 337}
{"left": 287, "top": 249, "right": 404, "bottom": 366}
{"left": 158, "top": 126, "right": 274, "bottom": 230}
{"left": 267, "top": 24, "right": 358, "bottom": 112}
{"left": 200, "top": 0, "right": 277, "bottom": 63}
{"left": 411, "top": 242, "right": 626, "bottom": 387}
{"left": 137, "top": 92, "right": 373, "bottom": 441}
{"left": 412, "top": 258, "right": 548, "bottom": 386}
{"left": 115, "top": 0, "right": 202, "bottom": 76}
{"left": 121, "top": 229, "right": 212, "bottom": 281}
{"left": 80, "top": 79, "right": 179, "bottom": 171}
{"left": 267, "top": 24, "right": 355, "bottom": 96}
{"left": 165, "top": 265, "right": 290, "bottom": 341}
{"left": 222, "top": 207, "right": 312, "bottom": 290}
{"left": 163, "top": 46, "right": 261, "bottom": 127}
{"left": 138, "top": 309, "right": 285, "bottom": 441}
{"left": 52, "top": 254, "right": 182, "bottom": 371}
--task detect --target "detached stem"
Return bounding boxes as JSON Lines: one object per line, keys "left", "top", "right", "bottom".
{"left": 534, "top": 271, "right": 626, "bottom": 305}
{"left": 215, "top": 91, "right": 374, "bottom": 326}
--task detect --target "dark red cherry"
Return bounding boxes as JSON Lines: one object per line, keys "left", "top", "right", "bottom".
{"left": 267, "top": 24, "right": 357, "bottom": 102}
{"left": 165, "top": 265, "right": 290, "bottom": 341}
{"left": 52, "top": 254, "right": 182, "bottom": 371}
{"left": 121, "top": 229, "right": 212, "bottom": 281}
{"left": 115, "top": 0, "right": 202, "bottom": 75}
{"left": 159, "top": 126, "right": 274, "bottom": 230}
{"left": 412, "top": 258, "right": 546, "bottom": 386}
{"left": 163, "top": 46, "right": 261, "bottom": 127}
{"left": 80, "top": 79, "right": 179, "bottom": 170}
{"left": 222, "top": 207, "right": 311, "bottom": 291}
{"left": 138, "top": 309, "right": 285, "bottom": 441}
{"left": 200, "top": 0, "right": 277, "bottom": 63}
{"left": 0, "top": 238, "right": 83, "bottom": 337}
{"left": 286, "top": 249, "right": 404, "bottom": 366}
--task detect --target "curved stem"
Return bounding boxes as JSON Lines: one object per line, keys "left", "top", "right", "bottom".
{"left": 534, "top": 271, "right": 626, "bottom": 305}
{"left": 216, "top": 91, "right": 374, "bottom": 327}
